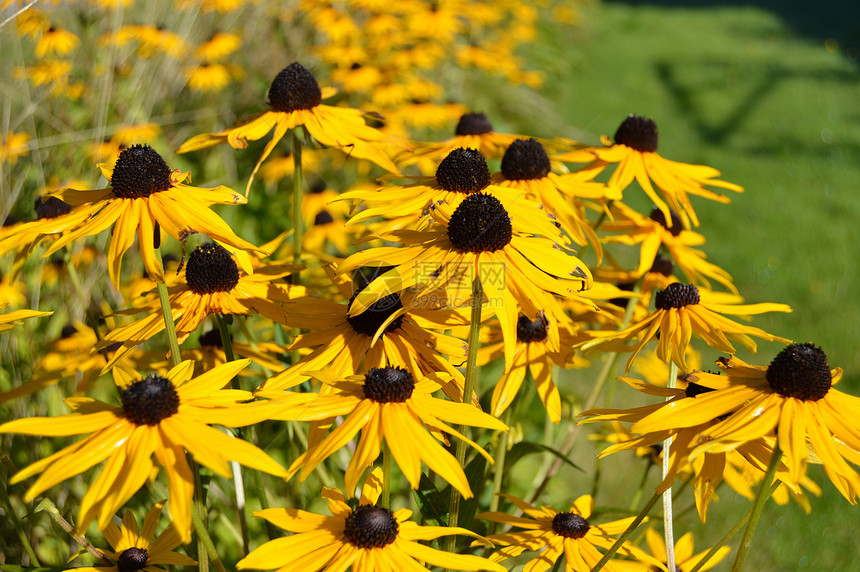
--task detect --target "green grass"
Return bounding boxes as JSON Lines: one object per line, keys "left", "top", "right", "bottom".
{"left": 521, "top": 3, "right": 860, "bottom": 569}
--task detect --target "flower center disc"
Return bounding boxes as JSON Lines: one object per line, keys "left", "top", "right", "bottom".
{"left": 649, "top": 254, "right": 675, "bottom": 277}
{"left": 455, "top": 112, "right": 494, "bottom": 136}
{"left": 447, "top": 193, "right": 513, "bottom": 253}
{"left": 111, "top": 144, "right": 173, "bottom": 199}
{"left": 268, "top": 62, "right": 322, "bottom": 112}
{"left": 346, "top": 289, "right": 404, "bottom": 338}
{"left": 363, "top": 366, "right": 415, "bottom": 403}
{"left": 117, "top": 547, "right": 149, "bottom": 572}
{"left": 343, "top": 505, "right": 399, "bottom": 548}
{"left": 766, "top": 343, "right": 833, "bottom": 401}
{"left": 517, "top": 314, "right": 548, "bottom": 343}
{"left": 185, "top": 243, "right": 240, "bottom": 295}
{"left": 551, "top": 512, "right": 590, "bottom": 539}
{"left": 501, "top": 139, "right": 551, "bottom": 181}
{"left": 314, "top": 210, "right": 334, "bottom": 225}
{"left": 614, "top": 114, "right": 659, "bottom": 153}
{"left": 435, "top": 148, "right": 491, "bottom": 194}
{"left": 198, "top": 328, "right": 225, "bottom": 348}
{"left": 34, "top": 196, "right": 74, "bottom": 219}
{"left": 649, "top": 207, "right": 683, "bottom": 236}
{"left": 122, "top": 375, "right": 180, "bottom": 426}
{"left": 655, "top": 283, "right": 699, "bottom": 310}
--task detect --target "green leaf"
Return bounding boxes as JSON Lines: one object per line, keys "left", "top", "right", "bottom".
{"left": 413, "top": 473, "right": 448, "bottom": 526}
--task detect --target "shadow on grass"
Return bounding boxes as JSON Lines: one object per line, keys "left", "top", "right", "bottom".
{"left": 653, "top": 59, "right": 858, "bottom": 146}
{"left": 606, "top": 0, "right": 860, "bottom": 62}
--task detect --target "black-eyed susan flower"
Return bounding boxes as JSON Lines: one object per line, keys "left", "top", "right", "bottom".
{"left": 478, "top": 313, "right": 587, "bottom": 423}
{"left": 494, "top": 138, "right": 619, "bottom": 253}
{"left": 0, "top": 359, "right": 288, "bottom": 542}
{"left": 0, "top": 145, "right": 262, "bottom": 287}
{"left": 194, "top": 31, "right": 241, "bottom": 62}
{"left": 581, "top": 282, "right": 791, "bottom": 372}
{"left": 96, "top": 243, "right": 297, "bottom": 370}
{"left": 613, "top": 528, "right": 730, "bottom": 572}
{"left": 257, "top": 268, "right": 469, "bottom": 396}
{"left": 176, "top": 62, "right": 399, "bottom": 195}
{"left": 633, "top": 344, "right": 860, "bottom": 502}
{"left": 338, "top": 190, "right": 592, "bottom": 369}
{"left": 237, "top": 468, "right": 505, "bottom": 571}
{"left": 34, "top": 25, "right": 79, "bottom": 58}
{"left": 72, "top": 501, "right": 196, "bottom": 571}
{"left": 1, "top": 131, "right": 30, "bottom": 164}
{"left": 478, "top": 493, "right": 654, "bottom": 570}
{"left": 266, "top": 366, "right": 507, "bottom": 497}
{"left": 556, "top": 114, "right": 743, "bottom": 228}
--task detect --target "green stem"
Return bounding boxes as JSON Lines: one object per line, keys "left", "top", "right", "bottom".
{"left": 382, "top": 441, "right": 392, "bottom": 509}
{"left": 591, "top": 490, "right": 661, "bottom": 571}
{"left": 731, "top": 443, "right": 782, "bottom": 572}
{"left": 687, "top": 509, "right": 751, "bottom": 572}
{"left": 630, "top": 461, "right": 653, "bottom": 511}
{"left": 445, "top": 276, "right": 484, "bottom": 560}
{"left": 192, "top": 460, "right": 210, "bottom": 572}
{"left": 0, "top": 481, "right": 40, "bottom": 566}
{"left": 487, "top": 407, "right": 513, "bottom": 535}
{"left": 291, "top": 130, "right": 303, "bottom": 279}
{"left": 191, "top": 496, "right": 227, "bottom": 572}
{"left": 155, "top": 247, "right": 181, "bottom": 369}
{"left": 662, "top": 361, "right": 679, "bottom": 572}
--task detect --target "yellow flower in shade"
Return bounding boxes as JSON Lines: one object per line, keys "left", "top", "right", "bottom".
{"left": 35, "top": 26, "right": 79, "bottom": 58}
{"left": 0, "top": 145, "right": 262, "bottom": 287}
{"left": 176, "top": 62, "right": 399, "bottom": 195}
{"left": 72, "top": 501, "right": 196, "bottom": 571}
{"left": 581, "top": 282, "right": 791, "bottom": 372}
{"left": 95, "top": 243, "right": 297, "bottom": 370}
{"left": 613, "top": 528, "right": 730, "bottom": 572}
{"left": 602, "top": 202, "right": 737, "bottom": 293}
{"left": 0, "top": 305, "right": 52, "bottom": 332}
{"left": 265, "top": 366, "right": 507, "bottom": 498}
{"left": 0, "top": 274, "right": 28, "bottom": 308}
{"left": 1, "top": 131, "right": 30, "bottom": 164}
{"left": 478, "top": 493, "right": 654, "bottom": 571}
{"left": 632, "top": 345, "right": 860, "bottom": 503}
{"left": 237, "top": 468, "right": 505, "bottom": 572}
{"left": 478, "top": 314, "right": 587, "bottom": 423}
{"left": 396, "top": 112, "right": 523, "bottom": 167}
{"left": 257, "top": 268, "right": 469, "bottom": 397}
{"left": 338, "top": 190, "right": 592, "bottom": 370}
{"left": 556, "top": 115, "right": 743, "bottom": 228}
{"left": 0, "top": 359, "right": 288, "bottom": 542}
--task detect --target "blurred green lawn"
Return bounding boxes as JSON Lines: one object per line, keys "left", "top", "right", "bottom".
{"left": 516, "top": 2, "right": 860, "bottom": 570}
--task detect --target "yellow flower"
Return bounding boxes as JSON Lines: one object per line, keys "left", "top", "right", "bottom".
{"left": 479, "top": 493, "right": 654, "bottom": 571}
{"left": 95, "top": 243, "right": 297, "bottom": 370}
{"left": 0, "top": 305, "right": 52, "bottom": 332}
{"left": 184, "top": 62, "right": 235, "bottom": 93}
{"left": 633, "top": 345, "right": 860, "bottom": 502}
{"left": 71, "top": 501, "right": 196, "bottom": 571}
{"left": 556, "top": 115, "right": 743, "bottom": 228}
{"left": 237, "top": 468, "right": 505, "bottom": 571}
{"left": 176, "top": 62, "right": 399, "bottom": 195}
{"left": 35, "top": 26, "right": 79, "bottom": 58}
{"left": 194, "top": 31, "right": 241, "bottom": 61}
{"left": 0, "top": 145, "right": 262, "bottom": 287}
{"left": 266, "top": 366, "right": 507, "bottom": 497}
{"left": 1, "top": 131, "right": 30, "bottom": 164}
{"left": 582, "top": 282, "right": 791, "bottom": 372}
{"left": 0, "top": 359, "right": 288, "bottom": 542}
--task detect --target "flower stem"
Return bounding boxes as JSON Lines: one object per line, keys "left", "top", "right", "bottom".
{"left": 487, "top": 406, "right": 513, "bottom": 535}
{"left": 191, "top": 495, "right": 227, "bottom": 572}
{"left": 731, "top": 442, "right": 782, "bottom": 572}
{"left": 688, "top": 506, "right": 753, "bottom": 572}
{"left": 155, "top": 247, "right": 181, "bottom": 369}
{"left": 291, "top": 130, "right": 303, "bottom": 281}
{"left": 382, "top": 441, "right": 392, "bottom": 509}
{"left": 445, "top": 275, "right": 483, "bottom": 559}
{"left": 591, "top": 489, "right": 661, "bottom": 571}
{"left": 662, "top": 360, "right": 678, "bottom": 572}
